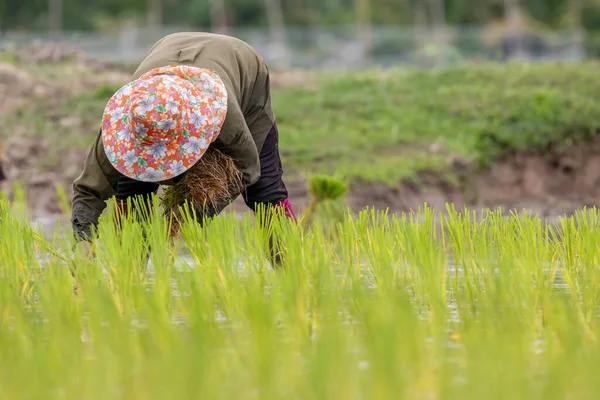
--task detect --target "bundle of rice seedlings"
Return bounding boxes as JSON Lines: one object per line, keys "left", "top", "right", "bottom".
{"left": 161, "top": 146, "right": 244, "bottom": 238}
{"left": 303, "top": 175, "right": 349, "bottom": 229}
{"left": 308, "top": 175, "right": 348, "bottom": 202}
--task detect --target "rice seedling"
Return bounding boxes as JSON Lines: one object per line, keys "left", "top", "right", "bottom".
{"left": 303, "top": 175, "right": 349, "bottom": 229}
{"left": 4, "top": 192, "right": 600, "bottom": 399}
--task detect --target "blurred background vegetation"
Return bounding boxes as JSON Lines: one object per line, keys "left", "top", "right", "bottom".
{"left": 1, "top": 0, "right": 600, "bottom": 69}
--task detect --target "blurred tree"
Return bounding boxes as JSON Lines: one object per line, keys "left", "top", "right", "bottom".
{"left": 147, "top": 0, "right": 162, "bottom": 28}
{"left": 355, "top": 0, "right": 371, "bottom": 67}
{"left": 209, "top": 0, "right": 228, "bottom": 33}
{"left": 525, "top": 0, "right": 567, "bottom": 28}
{"left": 261, "top": 0, "right": 290, "bottom": 68}
{"left": 583, "top": 0, "right": 600, "bottom": 30}
{"left": 48, "top": 0, "right": 62, "bottom": 38}
{"left": 0, "top": 0, "right": 599, "bottom": 36}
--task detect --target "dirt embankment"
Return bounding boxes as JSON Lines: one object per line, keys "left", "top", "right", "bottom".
{"left": 0, "top": 42, "right": 129, "bottom": 216}
{"left": 345, "top": 140, "right": 600, "bottom": 220}
{"left": 224, "top": 138, "right": 600, "bottom": 220}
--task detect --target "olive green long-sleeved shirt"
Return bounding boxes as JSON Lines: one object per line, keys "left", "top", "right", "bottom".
{"left": 71, "top": 32, "right": 276, "bottom": 240}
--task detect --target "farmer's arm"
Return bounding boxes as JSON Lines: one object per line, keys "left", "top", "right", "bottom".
{"left": 242, "top": 123, "right": 295, "bottom": 219}
{"left": 71, "top": 130, "right": 121, "bottom": 242}
{"left": 242, "top": 123, "right": 297, "bottom": 267}
{"left": 240, "top": 60, "right": 297, "bottom": 217}
{"left": 239, "top": 62, "right": 295, "bottom": 219}
{"left": 211, "top": 101, "right": 261, "bottom": 187}
{"left": 71, "top": 130, "right": 160, "bottom": 242}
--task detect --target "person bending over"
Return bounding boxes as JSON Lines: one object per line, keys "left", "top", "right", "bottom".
{"left": 70, "top": 32, "right": 297, "bottom": 263}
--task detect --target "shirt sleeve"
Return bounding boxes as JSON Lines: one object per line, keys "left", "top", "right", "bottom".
{"left": 242, "top": 123, "right": 289, "bottom": 210}
{"left": 70, "top": 130, "right": 121, "bottom": 241}
{"left": 211, "top": 101, "right": 261, "bottom": 188}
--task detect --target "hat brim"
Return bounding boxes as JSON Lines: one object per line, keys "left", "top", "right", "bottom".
{"left": 101, "top": 66, "right": 228, "bottom": 183}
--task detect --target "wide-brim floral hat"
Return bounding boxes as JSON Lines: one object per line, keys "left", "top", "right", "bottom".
{"left": 101, "top": 65, "right": 228, "bottom": 183}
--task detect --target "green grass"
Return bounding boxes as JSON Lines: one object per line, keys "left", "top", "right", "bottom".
{"left": 4, "top": 189, "right": 600, "bottom": 398}
{"left": 4, "top": 61, "right": 600, "bottom": 187}
{"left": 273, "top": 62, "right": 600, "bottom": 184}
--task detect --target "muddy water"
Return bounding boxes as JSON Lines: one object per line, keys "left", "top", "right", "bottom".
{"left": 30, "top": 212, "right": 251, "bottom": 272}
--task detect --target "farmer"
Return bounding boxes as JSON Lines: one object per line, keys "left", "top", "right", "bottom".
{"left": 70, "top": 32, "right": 297, "bottom": 260}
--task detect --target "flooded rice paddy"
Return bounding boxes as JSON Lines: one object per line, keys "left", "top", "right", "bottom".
{"left": 6, "top": 204, "right": 600, "bottom": 399}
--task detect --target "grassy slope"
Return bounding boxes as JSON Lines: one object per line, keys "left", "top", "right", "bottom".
{"left": 4, "top": 61, "right": 600, "bottom": 187}
{"left": 273, "top": 62, "right": 600, "bottom": 184}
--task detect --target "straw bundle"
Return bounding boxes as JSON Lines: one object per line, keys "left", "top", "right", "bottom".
{"left": 161, "top": 146, "right": 244, "bottom": 237}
